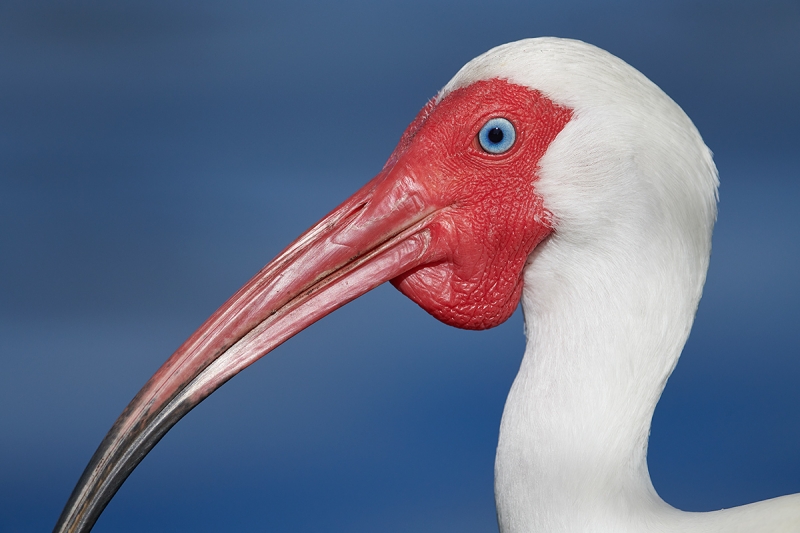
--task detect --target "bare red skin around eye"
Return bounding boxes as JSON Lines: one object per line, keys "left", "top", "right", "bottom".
{"left": 388, "top": 79, "right": 573, "bottom": 330}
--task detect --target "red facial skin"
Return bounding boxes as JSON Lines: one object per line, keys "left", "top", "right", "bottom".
{"left": 388, "top": 79, "right": 573, "bottom": 329}
{"left": 53, "top": 78, "right": 573, "bottom": 533}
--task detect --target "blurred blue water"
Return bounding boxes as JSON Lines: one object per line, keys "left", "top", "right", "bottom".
{"left": 1, "top": 1, "right": 798, "bottom": 532}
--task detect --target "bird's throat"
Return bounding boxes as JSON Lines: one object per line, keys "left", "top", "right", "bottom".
{"left": 494, "top": 242, "right": 702, "bottom": 532}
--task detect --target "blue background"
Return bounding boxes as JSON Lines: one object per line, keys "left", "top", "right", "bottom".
{"left": 1, "top": 1, "right": 799, "bottom": 532}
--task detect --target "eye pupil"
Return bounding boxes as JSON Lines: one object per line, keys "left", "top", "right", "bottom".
{"left": 478, "top": 117, "right": 516, "bottom": 154}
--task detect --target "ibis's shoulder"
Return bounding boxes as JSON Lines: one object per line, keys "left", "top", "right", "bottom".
{"left": 667, "top": 493, "right": 800, "bottom": 533}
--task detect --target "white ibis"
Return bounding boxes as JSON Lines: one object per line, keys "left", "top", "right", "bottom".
{"left": 54, "top": 37, "right": 800, "bottom": 533}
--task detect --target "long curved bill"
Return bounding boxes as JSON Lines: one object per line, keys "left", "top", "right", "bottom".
{"left": 54, "top": 164, "right": 447, "bottom": 533}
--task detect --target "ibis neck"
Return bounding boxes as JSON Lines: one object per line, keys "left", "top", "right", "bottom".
{"left": 495, "top": 240, "right": 704, "bottom": 532}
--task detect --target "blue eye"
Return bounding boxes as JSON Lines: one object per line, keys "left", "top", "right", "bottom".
{"left": 478, "top": 117, "right": 516, "bottom": 154}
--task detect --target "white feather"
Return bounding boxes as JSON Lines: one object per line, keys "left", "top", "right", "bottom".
{"left": 444, "top": 38, "right": 799, "bottom": 533}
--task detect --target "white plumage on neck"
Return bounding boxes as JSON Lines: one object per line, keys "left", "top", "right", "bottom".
{"left": 445, "top": 38, "right": 800, "bottom": 532}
